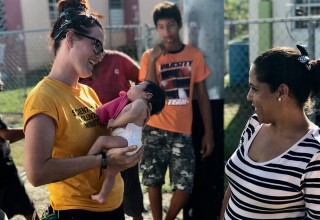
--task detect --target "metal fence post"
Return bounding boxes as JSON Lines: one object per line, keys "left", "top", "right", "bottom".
{"left": 308, "top": 20, "right": 316, "bottom": 59}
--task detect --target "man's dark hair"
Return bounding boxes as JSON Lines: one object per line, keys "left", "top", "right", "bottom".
{"left": 144, "top": 80, "right": 166, "bottom": 115}
{"left": 153, "top": 1, "right": 182, "bottom": 27}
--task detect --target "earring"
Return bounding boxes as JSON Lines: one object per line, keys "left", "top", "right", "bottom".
{"left": 278, "top": 97, "right": 282, "bottom": 101}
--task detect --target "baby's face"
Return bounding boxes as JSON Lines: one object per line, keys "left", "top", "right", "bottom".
{"left": 127, "top": 81, "right": 148, "bottom": 101}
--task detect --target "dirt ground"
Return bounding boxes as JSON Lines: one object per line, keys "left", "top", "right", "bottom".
{"left": 10, "top": 169, "right": 183, "bottom": 220}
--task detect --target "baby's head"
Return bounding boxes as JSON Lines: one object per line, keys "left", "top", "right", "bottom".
{"left": 127, "top": 80, "right": 165, "bottom": 115}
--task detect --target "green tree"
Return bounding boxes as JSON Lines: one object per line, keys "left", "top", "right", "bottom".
{"left": 224, "top": 0, "right": 249, "bottom": 39}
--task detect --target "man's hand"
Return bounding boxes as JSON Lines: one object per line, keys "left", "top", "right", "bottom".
{"left": 149, "top": 44, "right": 167, "bottom": 62}
{"left": 200, "top": 132, "right": 214, "bottom": 158}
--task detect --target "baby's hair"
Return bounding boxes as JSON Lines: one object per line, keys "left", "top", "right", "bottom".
{"left": 144, "top": 80, "right": 166, "bottom": 115}
{"left": 50, "top": 0, "right": 102, "bottom": 56}
{"left": 153, "top": 1, "right": 182, "bottom": 27}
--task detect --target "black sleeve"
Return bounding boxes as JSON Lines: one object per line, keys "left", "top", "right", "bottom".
{"left": 0, "top": 118, "right": 7, "bottom": 129}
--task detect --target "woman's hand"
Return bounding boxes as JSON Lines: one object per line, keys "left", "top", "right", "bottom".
{"left": 106, "top": 146, "right": 144, "bottom": 172}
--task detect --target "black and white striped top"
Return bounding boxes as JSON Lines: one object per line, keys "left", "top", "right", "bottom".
{"left": 224, "top": 115, "right": 320, "bottom": 219}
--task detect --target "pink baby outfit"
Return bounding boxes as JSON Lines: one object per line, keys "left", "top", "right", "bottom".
{"left": 96, "top": 91, "right": 129, "bottom": 124}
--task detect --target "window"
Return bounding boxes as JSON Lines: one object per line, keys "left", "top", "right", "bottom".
{"left": 109, "top": 0, "right": 124, "bottom": 26}
{"left": 293, "top": 0, "right": 320, "bottom": 28}
{"left": 49, "top": 0, "right": 58, "bottom": 26}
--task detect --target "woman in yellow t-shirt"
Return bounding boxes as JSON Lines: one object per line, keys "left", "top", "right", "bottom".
{"left": 23, "top": 1, "right": 143, "bottom": 219}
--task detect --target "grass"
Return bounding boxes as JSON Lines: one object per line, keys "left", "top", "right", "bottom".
{"left": 0, "top": 88, "right": 32, "bottom": 113}
{"left": 10, "top": 140, "right": 25, "bottom": 167}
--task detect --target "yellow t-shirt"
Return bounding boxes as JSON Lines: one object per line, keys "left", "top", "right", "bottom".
{"left": 23, "top": 77, "right": 124, "bottom": 211}
{"left": 139, "top": 45, "right": 210, "bottom": 134}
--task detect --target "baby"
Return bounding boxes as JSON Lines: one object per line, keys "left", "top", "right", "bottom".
{"left": 88, "top": 80, "right": 165, "bottom": 203}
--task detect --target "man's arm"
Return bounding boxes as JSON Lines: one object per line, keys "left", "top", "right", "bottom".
{"left": 195, "top": 80, "right": 214, "bottom": 158}
{"left": 145, "top": 45, "right": 166, "bottom": 83}
{"left": 0, "top": 127, "right": 24, "bottom": 143}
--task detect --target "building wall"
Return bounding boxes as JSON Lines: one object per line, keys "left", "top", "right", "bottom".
{"left": 91, "top": 1, "right": 140, "bottom": 54}
{"left": 20, "top": 0, "right": 51, "bottom": 29}
{"left": 19, "top": 0, "right": 51, "bottom": 72}
{"left": 89, "top": 0, "right": 109, "bottom": 27}
{"left": 4, "top": 0, "right": 23, "bottom": 30}
{"left": 139, "top": 0, "right": 166, "bottom": 27}
{"left": 125, "top": 0, "right": 139, "bottom": 45}
{"left": 3, "top": 0, "right": 186, "bottom": 72}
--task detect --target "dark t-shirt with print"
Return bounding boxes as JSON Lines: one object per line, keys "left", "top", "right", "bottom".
{"left": 0, "top": 118, "right": 17, "bottom": 182}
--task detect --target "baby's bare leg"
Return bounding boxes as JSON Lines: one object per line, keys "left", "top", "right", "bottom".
{"left": 91, "top": 167, "right": 118, "bottom": 203}
{"left": 88, "top": 136, "right": 128, "bottom": 155}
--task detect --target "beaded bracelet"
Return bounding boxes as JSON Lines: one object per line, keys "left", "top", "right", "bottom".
{"left": 99, "top": 151, "right": 108, "bottom": 180}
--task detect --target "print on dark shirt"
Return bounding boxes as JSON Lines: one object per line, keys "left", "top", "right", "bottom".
{"left": 159, "top": 63, "right": 192, "bottom": 105}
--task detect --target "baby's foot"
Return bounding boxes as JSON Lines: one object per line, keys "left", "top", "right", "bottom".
{"left": 91, "top": 194, "right": 106, "bottom": 204}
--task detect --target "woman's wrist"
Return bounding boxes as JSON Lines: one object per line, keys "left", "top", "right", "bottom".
{"left": 100, "top": 151, "right": 108, "bottom": 169}
{"left": 95, "top": 152, "right": 108, "bottom": 180}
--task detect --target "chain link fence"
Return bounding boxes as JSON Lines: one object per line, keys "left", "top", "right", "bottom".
{"left": 224, "top": 15, "right": 320, "bottom": 158}
{"left": 1, "top": 16, "right": 320, "bottom": 157}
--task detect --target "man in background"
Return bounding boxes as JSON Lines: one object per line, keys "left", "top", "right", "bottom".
{"left": 0, "top": 73, "right": 38, "bottom": 220}
{"left": 139, "top": 2, "right": 214, "bottom": 220}
{"left": 80, "top": 49, "right": 145, "bottom": 220}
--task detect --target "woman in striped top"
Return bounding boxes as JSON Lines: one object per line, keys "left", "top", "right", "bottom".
{"left": 221, "top": 45, "right": 320, "bottom": 220}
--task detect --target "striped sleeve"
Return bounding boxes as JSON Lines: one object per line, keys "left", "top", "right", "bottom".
{"left": 304, "top": 150, "right": 320, "bottom": 219}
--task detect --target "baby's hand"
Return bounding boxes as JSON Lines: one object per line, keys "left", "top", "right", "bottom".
{"left": 107, "top": 119, "right": 115, "bottom": 128}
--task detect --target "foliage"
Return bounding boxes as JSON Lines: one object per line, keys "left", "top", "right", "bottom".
{"left": 224, "top": 0, "right": 249, "bottom": 21}
{"left": 0, "top": 87, "right": 31, "bottom": 113}
{"left": 224, "top": 0, "right": 249, "bottom": 40}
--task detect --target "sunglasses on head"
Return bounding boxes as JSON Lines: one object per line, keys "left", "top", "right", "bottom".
{"left": 74, "top": 31, "right": 104, "bottom": 56}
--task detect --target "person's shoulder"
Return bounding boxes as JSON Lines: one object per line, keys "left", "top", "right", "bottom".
{"left": 78, "top": 83, "right": 94, "bottom": 94}
{"left": 142, "top": 48, "right": 153, "bottom": 55}
{"left": 310, "top": 126, "right": 320, "bottom": 145}
{"left": 105, "top": 50, "right": 137, "bottom": 64}
{"left": 243, "top": 114, "right": 260, "bottom": 131}
{"left": 140, "top": 49, "right": 152, "bottom": 61}
{"left": 79, "top": 82, "right": 92, "bottom": 89}
{"left": 105, "top": 50, "right": 128, "bottom": 58}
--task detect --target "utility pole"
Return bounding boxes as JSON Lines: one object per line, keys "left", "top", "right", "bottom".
{"left": 182, "top": 0, "right": 225, "bottom": 219}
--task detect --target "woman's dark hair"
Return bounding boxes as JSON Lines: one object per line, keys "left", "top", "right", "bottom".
{"left": 153, "top": 1, "right": 182, "bottom": 27}
{"left": 253, "top": 46, "right": 320, "bottom": 109}
{"left": 144, "top": 80, "right": 166, "bottom": 115}
{"left": 50, "top": 0, "right": 102, "bottom": 56}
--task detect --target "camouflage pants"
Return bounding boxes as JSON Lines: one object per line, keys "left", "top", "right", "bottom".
{"left": 140, "top": 126, "right": 195, "bottom": 193}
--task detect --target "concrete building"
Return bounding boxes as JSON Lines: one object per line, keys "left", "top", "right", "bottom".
{"left": 0, "top": 0, "right": 179, "bottom": 73}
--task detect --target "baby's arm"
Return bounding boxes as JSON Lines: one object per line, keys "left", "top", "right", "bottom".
{"left": 108, "top": 99, "right": 147, "bottom": 128}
